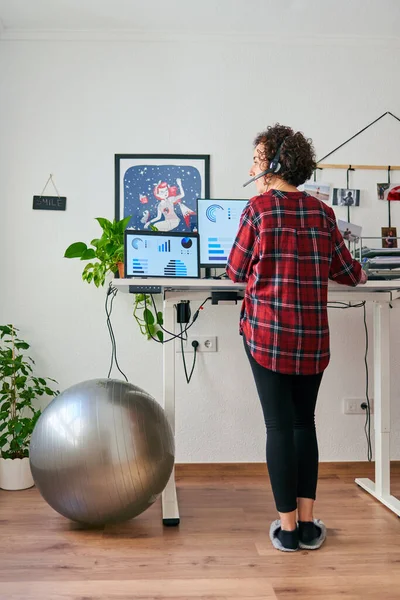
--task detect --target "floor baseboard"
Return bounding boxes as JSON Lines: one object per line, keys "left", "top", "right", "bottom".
{"left": 175, "top": 461, "right": 400, "bottom": 479}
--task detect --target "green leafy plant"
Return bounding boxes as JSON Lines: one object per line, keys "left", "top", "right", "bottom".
{"left": 0, "top": 325, "right": 58, "bottom": 459}
{"left": 133, "top": 294, "right": 164, "bottom": 342}
{"left": 64, "top": 216, "right": 132, "bottom": 287}
{"left": 64, "top": 217, "right": 163, "bottom": 340}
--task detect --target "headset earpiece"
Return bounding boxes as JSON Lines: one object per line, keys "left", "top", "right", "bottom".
{"left": 269, "top": 159, "right": 281, "bottom": 174}
{"left": 268, "top": 140, "right": 285, "bottom": 173}
{"left": 242, "top": 138, "right": 287, "bottom": 187}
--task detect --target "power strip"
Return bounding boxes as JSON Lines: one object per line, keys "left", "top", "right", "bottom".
{"left": 211, "top": 291, "right": 243, "bottom": 305}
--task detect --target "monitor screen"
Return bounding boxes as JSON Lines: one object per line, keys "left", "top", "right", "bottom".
{"left": 197, "top": 198, "right": 249, "bottom": 267}
{"left": 124, "top": 230, "right": 200, "bottom": 278}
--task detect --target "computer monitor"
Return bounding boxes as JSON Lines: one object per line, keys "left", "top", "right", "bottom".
{"left": 196, "top": 198, "right": 249, "bottom": 268}
{"left": 124, "top": 230, "right": 200, "bottom": 278}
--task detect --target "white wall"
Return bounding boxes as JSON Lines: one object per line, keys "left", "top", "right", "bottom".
{"left": 1, "top": 35, "right": 400, "bottom": 462}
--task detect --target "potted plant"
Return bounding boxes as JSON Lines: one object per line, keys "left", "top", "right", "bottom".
{"left": 0, "top": 325, "right": 58, "bottom": 490}
{"left": 65, "top": 216, "right": 163, "bottom": 340}
{"left": 64, "top": 216, "right": 132, "bottom": 287}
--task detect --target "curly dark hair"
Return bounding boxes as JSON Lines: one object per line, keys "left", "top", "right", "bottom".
{"left": 254, "top": 123, "right": 316, "bottom": 187}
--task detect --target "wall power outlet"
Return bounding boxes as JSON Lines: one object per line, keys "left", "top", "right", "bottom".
{"left": 343, "top": 398, "right": 374, "bottom": 415}
{"left": 176, "top": 335, "right": 218, "bottom": 353}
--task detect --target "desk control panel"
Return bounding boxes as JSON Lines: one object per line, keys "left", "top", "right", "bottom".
{"left": 129, "top": 285, "right": 162, "bottom": 294}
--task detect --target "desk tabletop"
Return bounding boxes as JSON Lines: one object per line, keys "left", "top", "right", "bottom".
{"left": 113, "top": 277, "right": 400, "bottom": 302}
{"left": 114, "top": 277, "right": 400, "bottom": 292}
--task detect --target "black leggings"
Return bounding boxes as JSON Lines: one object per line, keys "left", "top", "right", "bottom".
{"left": 243, "top": 338, "right": 323, "bottom": 513}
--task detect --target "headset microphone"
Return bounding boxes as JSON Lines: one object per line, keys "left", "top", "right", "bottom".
{"left": 243, "top": 139, "right": 286, "bottom": 188}
{"left": 243, "top": 169, "right": 272, "bottom": 188}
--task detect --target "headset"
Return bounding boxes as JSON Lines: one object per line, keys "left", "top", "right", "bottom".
{"left": 243, "top": 138, "right": 287, "bottom": 188}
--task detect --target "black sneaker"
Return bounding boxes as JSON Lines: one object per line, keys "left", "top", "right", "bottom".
{"left": 298, "top": 519, "right": 326, "bottom": 550}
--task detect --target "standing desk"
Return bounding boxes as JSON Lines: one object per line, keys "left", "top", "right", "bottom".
{"left": 114, "top": 279, "right": 400, "bottom": 524}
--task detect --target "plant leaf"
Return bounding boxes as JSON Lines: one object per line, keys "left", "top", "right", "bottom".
{"left": 14, "top": 342, "right": 29, "bottom": 350}
{"left": 96, "top": 217, "right": 112, "bottom": 231}
{"left": 80, "top": 248, "right": 96, "bottom": 260}
{"left": 147, "top": 323, "right": 156, "bottom": 336}
{"left": 143, "top": 308, "right": 155, "bottom": 325}
{"left": 117, "top": 215, "right": 132, "bottom": 233}
{"left": 64, "top": 242, "right": 87, "bottom": 258}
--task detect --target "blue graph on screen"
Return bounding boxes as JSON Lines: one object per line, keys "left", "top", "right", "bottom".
{"left": 207, "top": 237, "right": 234, "bottom": 262}
{"left": 164, "top": 260, "right": 187, "bottom": 276}
{"left": 158, "top": 240, "right": 171, "bottom": 252}
{"left": 131, "top": 258, "right": 148, "bottom": 275}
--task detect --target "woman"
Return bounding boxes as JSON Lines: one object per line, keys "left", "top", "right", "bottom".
{"left": 226, "top": 124, "right": 367, "bottom": 553}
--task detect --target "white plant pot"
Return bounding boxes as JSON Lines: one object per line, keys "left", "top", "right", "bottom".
{"left": 0, "top": 457, "right": 34, "bottom": 490}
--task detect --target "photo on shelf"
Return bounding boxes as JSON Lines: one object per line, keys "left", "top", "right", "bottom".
{"left": 303, "top": 181, "right": 332, "bottom": 203}
{"left": 377, "top": 183, "right": 390, "bottom": 200}
{"left": 377, "top": 183, "right": 400, "bottom": 202}
{"left": 337, "top": 219, "right": 362, "bottom": 243}
{"left": 332, "top": 188, "right": 360, "bottom": 207}
{"left": 381, "top": 227, "right": 398, "bottom": 248}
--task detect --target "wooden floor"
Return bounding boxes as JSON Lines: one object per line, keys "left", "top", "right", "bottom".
{"left": 1, "top": 463, "right": 400, "bottom": 600}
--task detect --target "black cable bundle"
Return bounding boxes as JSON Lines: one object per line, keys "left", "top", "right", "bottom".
{"left": 105, "top": 283, "right": 128, "bottom": 382}
{"left": 142, "top": 294, "right": 211, "bottom": 384}
{"left": 362, "top": 303, "right": 372, "bottom": 461}
{"left": 328, "top": 301, "right": 372, "bottom": 460}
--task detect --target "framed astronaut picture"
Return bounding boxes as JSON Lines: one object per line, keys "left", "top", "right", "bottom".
{"left": 115, "top": 154, "right": 210, "bottom": 233}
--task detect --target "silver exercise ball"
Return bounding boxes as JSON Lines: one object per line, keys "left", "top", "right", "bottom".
{"left": 29, "top": 379, "right": 174, "bottom": 525}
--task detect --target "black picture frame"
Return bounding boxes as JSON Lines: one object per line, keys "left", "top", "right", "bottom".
{"left": 115, "top": 154, "right": 210, "bottom": 233}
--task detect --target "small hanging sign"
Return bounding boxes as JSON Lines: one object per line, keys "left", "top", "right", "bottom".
{"left": 33, "top": 174, "right": 66, "bottom": 211}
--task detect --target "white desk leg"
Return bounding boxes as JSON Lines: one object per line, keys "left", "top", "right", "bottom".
{"left": 356, "top": 301, "right": 400, "bottom": 516}
{"left": 161, "top": 297, "right": 180, "bottom": 526}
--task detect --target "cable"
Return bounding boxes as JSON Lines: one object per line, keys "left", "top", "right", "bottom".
{"left": 144, "top": 295, "right": 210, "bottom": 383}
{"left": 317, "top": 111, "right": 400, "bottom": 163}
{"left": 362, "top": 302, "right": 372, "bottom": 461}
{"left": 328, "top": 300, "right": 372, "bottom": 460}
{"left": 328, "top": 301, "right": 365, "bottom": 309}
{"left": 143, "top": 295, "right": 211, "bottom": 344}
{"left": 106, "top": 285, "right": 118, "bottom": 376}
{"left": 180, "top": 323, "right": 198, "bottom": 383}
{"left": 149, "top": 294, "right": 188, "bottom": 341}
{"left": 149, "top": 294, "right": 211, "bottom": 340}
{"left": 105, "top": 284, "right": 128, "bottom": 382}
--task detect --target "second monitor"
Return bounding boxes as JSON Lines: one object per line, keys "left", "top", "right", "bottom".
{"left": 197, "top": 198, "right": 249, "bottom": 268}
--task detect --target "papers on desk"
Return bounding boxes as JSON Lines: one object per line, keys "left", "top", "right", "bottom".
{"left": 369, "top": 256, "right": 400, "bottom": 264}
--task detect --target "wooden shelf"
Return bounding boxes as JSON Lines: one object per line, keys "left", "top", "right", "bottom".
{"left": 317, "top": 164, "right": 400, "bottom": 171}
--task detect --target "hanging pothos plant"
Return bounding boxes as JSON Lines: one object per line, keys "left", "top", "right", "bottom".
{"left": 133, "top": 295, "right": 164, "bottom": 342}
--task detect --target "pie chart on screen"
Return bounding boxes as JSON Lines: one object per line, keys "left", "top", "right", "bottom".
{"left": 388, "top": 186, "right": 400, "bottom": 201}
{"left": 131, "top": 238, "right": 143, "bottom": 249}
{"left": 181, "top": 237, "right": 193, "bottom": 249}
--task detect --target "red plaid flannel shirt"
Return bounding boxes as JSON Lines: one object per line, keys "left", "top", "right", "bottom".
{"left": 226, "top": 190, "right": 362, "bottom": 375}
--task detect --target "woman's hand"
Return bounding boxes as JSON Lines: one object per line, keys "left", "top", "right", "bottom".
{"left": 359, "top": 270, "right": 368, "bottom": 284}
